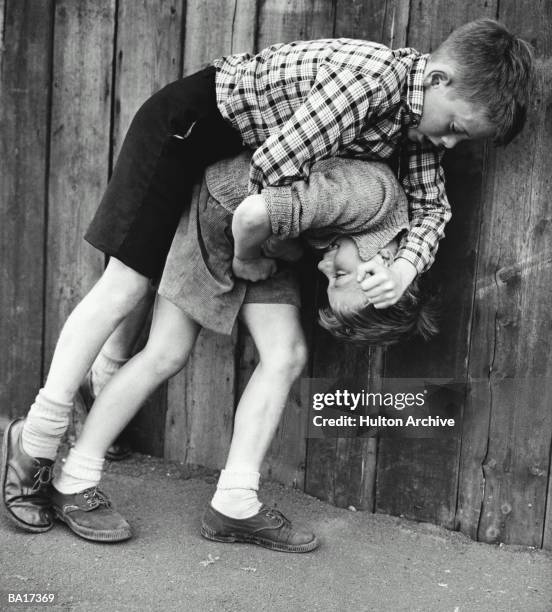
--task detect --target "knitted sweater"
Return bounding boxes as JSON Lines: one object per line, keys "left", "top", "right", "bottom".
{"left": 206, "top": 150, "right": 409, "bottom": 262}
{"left": 158, "top": 151, "right": 409, "bottom": 335}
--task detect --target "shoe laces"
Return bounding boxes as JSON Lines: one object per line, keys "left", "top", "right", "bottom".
{"left": 31, "top": 464, "right": 53, "bottom": 492}
{"left": 82, "top": 487, "right": 112, "bottom": 509}
{"left": 263, "top": 507, "right": 289, "bottom": 524}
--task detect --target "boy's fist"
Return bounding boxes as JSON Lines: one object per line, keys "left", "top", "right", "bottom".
{"left": 232, "top": 255, "right": 277, "bottom": 282}
{"left": 356, "top": 259, "right": 416, "bottom": 309}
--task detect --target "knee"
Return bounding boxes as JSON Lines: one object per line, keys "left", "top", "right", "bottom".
{"left": 96, "top": 260, "right": 150, "bottom": 319}
{"left": 141, "top": 342, "right": 193, "bottom": 380}
{"left": 260, "top": 338, "right": 308, "bottom": 381}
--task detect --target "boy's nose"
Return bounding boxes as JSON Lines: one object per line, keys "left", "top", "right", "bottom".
{"left": 317, "top": 257, "right": 333, "bottom": 276}
{"left": 442, "top": 135, "right": 462, "bottom": 149}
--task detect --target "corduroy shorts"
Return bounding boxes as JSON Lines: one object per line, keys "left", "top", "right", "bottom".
{"left": 85, "top": 66, "right": 245, "bottom": 279}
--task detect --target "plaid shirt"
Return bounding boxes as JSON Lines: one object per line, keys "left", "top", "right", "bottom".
{"left": 213, "top": 38, "right": 451, "bottom": 274}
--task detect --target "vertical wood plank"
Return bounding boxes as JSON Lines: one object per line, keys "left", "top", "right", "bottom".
{"left": 182, "top": 0, "right": 257, "bottom": 76}
{"left": 334, "top": 0, "right": 410, "bottom": 47}
{"left": 375, "top": 0, "right": 496, "bottom": 529}
{"left": 0, "top": 0, "right": 53, "bottom": 418}
{"left": 307, "top": 344, "right": 384, "bottom": 509}
{"left": 256, "top": 0, "right": 335, "bottom": 46}
{"left": 245, "top": 0, "right": 335, "bottom": 488}
{"left": 164, "top": 1, "right": 257, "bottom": 467}
{"left": 458, "top": 3, "right": 552, "bottom": 547}
{"left": 45, "top": 1, "right": 116, "bottom": 367}
{"left": 111, "top": 0, "right": 184, "bottom": 456}
{"left": 112, "top": 0, "right": 184, "bottom": 158}
{"left": 407, "top": 0, "right": 497, "bottom": 50}
{"left": 460, "top": 61, "right": 552, "bottom": 547}
{"left": 305, "top": 0, "right": 408, "bottom": 510}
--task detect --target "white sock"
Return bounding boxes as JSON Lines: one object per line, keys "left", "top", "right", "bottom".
{"left": 53, "top": 447, "right": 105, "bottom": 494}
{"left": 21, "top": 389, "right": 73, "bottom": 460}
{"left": 210, "top": 469, "right": 262, "bottom": 519}
{"left": 90, "top": 350, "right": 128, "bottom": 396}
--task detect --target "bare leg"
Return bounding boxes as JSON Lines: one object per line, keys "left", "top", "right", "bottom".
{"left": 87, "top": 285, "right": 156, "bottom": 410}
{"left": 82, "top": 287, "right": 156, "bottom": 460}
{"left": 204, "top": 304, "right": 318, "bottom": 551}
{"left": 20, "top": 258, "right": 151, "bottom": 462}
{"left": 43, "top": 257, "right": 151, "bottom": 404}
{"left": 71, "top": 295, "right": 200, "bottom": 459}
{"left": 97, "top": 285, "right": 155, "bottom": 361}
{"left": 225, "top": 303, "right": 307, "bottom": 472}
{"left": 210, "top": 303, "right": 307, "bottom": 518}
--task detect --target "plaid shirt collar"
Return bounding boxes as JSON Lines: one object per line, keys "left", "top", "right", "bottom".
{"left": 402, "top": 54, "right": 428, "bottom": 128}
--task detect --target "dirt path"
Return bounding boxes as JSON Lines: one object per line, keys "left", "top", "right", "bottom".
{"left": 1, "top": 454, "right": 551, "bottom": 612}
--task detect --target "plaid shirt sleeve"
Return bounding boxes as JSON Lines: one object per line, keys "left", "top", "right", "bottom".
{"left": 397, "top": 140, "right": 451, "bottom": 274}
{"left": 248, "top": 65, "right": 382, "bottom": 193}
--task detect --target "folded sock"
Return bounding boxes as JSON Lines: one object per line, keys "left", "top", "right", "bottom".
{"left": 90, "top": 350, "right": 128, "bottom": 396}
{"left": 21, "top": 389, "right": 73, "bottom": 460}
{"left": 210, "top": 469, "right": 262, "bottom": 519}
{"left": 53, "top": 447, "right": 105, "bottom": 494}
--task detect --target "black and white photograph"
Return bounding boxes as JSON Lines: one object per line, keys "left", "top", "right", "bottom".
{"left": 1, "top": 1, "right": 551, "bottom": 610}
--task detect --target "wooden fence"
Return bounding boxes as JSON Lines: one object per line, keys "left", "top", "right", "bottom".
{"left": 1, "top": 0, "right": 551, "bottom": 549}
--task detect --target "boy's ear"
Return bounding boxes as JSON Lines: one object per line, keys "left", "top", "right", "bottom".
{"left": 424, "top": 69, "right": 452, "bottom": 88}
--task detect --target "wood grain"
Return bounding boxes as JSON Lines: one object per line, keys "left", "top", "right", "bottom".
{"left": 0, "top": 0, "right": 54, "bottom": 417}
{"left": 335, "top": 0, "right": 410, "bottom": 47}
{"left": 45, "top": 1, "right": 115, "bottom": 367}
{"left": 183, "top": 0, "right": 257, "bottom": 75}
{"left": 457, "top": 1, "right": 552, "bottom": 549}
{"left": 256, "top": 0, "right": 335, "bottom": 46}
{"left": 113, "top": 0, "right": 184, "bottom": 157}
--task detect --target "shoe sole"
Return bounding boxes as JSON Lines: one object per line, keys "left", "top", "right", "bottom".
{"left": 1, "top": 419, "right": 54, "bottom": 534}
{"left": 52, "top": 506, "right": 132, "bottom": 543}
{"left": 200, "top": 523, "right": 319, "bottom": 553}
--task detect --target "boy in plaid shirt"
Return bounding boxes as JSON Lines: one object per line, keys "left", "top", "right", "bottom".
{"left": 219, "top": 20, "right": 533, "bottom": 301}
{"left": 3, "top": 20, "right": 533, "bottom": 547}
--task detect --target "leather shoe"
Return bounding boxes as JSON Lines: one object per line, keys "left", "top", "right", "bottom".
{"left": 51, "top": 486, "right": 132, "bottom": 542}
{"left": 1, "top": 418, "right": 54, "bottom": 533}
{"left": 201, "top": 504, "right": 319, "bottom": 553}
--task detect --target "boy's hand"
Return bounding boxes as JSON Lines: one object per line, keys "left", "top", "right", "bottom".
{"left": 232, "top": 255, "right": 277, "bottom": 282}
{"left": 232, "top": 194, "right": 272, "bottom": 261}
{"left": 262, "top": 236, "right": 304, "bottom": 261}
{"left": 357, "top": 259, "right": 417, "bottom": 309}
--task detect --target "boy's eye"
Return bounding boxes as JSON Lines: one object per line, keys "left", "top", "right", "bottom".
{"left": 335, "top": 271, "right": 347, "bottom": 277}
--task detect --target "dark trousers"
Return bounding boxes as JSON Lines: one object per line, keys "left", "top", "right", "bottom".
{"left": 85, "top": 66, "right": 245, "bottom": 279}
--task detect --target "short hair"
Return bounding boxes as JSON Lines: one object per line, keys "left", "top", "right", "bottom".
{"left": 318, "top": 275, "right": 439, "bottom": 346}
{"left": 433, "top": 19, "right": 535, "bottom": 145}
